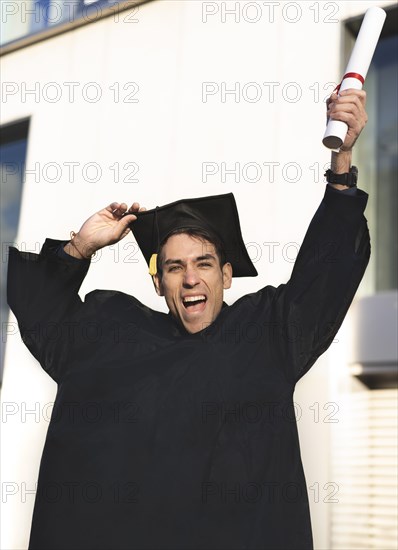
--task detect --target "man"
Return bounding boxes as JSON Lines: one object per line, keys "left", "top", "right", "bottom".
{"left": 7, "top": 90, "right": 369, "bottom": 549}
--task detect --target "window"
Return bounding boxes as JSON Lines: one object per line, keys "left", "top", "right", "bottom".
{"left": 0, "top": 0, "right": 128, "bottom": 48}
{"left": 348, "top": 6, "right": 398, "bottom": 294}
{"left": 330, "top": 11, "right": 398, "bottom": 549}
{"left": 0, "top": 118, "right": 30, "bottom": 381}
{"left": 331, "top": 389, "right": 398, "bottom": 549}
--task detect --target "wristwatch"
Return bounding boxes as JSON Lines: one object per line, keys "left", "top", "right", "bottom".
{"left": 324, "top": 165, "right": 358, "bottom": 188}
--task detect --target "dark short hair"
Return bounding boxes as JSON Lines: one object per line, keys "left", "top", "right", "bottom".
{"left": 156, "top": 227, "right": 226, "bottom": 277}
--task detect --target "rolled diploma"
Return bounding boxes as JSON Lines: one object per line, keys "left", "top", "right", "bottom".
{"left": 322, "top": 6, "right": 386, "bottom": 150}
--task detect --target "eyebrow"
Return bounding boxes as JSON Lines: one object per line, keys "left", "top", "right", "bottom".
{"left": 163, "top": 254, "right": 217, "bottom": 267}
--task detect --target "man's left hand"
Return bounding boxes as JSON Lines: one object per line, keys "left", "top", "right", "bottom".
{"left": 326, "top": 89, "right": 368, "bottom": 152}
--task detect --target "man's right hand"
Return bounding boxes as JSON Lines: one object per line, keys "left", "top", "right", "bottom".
{"left": 63, "top": 202, "right": 146, "bottom": 259}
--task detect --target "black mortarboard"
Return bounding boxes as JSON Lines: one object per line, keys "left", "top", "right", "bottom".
{"left": 129, "top": 193, "right": 258, "bottom": 277}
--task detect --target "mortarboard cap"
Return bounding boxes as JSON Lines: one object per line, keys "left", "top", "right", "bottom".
{"left": 130, "top": 193, "right": 258, "bottom": 277}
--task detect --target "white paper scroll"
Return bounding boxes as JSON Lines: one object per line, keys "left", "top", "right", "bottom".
{"left": 323, "top": 6, "right": 386, "bottom": 150}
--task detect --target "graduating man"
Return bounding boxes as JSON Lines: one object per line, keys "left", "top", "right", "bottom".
{"left": 7, "top": 89, "right": 369, "bottom": 549}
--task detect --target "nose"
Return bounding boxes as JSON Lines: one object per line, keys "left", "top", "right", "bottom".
{"left": 183, "top": 265, "right": 201, "bottom": 288}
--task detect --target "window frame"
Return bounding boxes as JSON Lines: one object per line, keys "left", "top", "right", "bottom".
{"left": 0, "top": 0, "right": 151, "bottom": 56}
{"left": 345, "top": 5, "right": 398, "bottom": 295}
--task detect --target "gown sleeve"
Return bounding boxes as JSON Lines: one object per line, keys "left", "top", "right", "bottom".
{"left": 7, "top": 238, "right": 91, "bottom": 383}
{"left": 273, "top": 184, "right": 371, "bottom": 383}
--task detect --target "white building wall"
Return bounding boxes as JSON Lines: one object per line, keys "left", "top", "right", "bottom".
{"left": 1, "top": 1, "right": 394, "bottom": 548}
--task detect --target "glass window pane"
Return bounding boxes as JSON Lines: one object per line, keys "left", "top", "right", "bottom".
{"left": 353, "top": 23, "right": 398, "bottom": 294}
{"left": 0, "top": 120, "right": 29, "bottom": 381}
{"left": 0, "top": 0, "right": 118, "bottom": 47}
{"left": 373, "top": 34, "right": 398, "bottom": 291}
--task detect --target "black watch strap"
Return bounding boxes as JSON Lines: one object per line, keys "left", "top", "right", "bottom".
{"left": 324, "top": 165, "right": 358, "bottom": 188}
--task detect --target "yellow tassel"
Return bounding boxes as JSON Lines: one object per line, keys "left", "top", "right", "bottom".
{"left": 149, "top": 254, "right": 158, "bottom": 276}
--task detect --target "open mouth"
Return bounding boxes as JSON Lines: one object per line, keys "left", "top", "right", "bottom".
{"left": 182, "top": 295, "right": 207, "bottom": 312}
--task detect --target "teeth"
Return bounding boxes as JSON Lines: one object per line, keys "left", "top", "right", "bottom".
{"left": 183, "top": 295, "right": 206, "bottom": 303}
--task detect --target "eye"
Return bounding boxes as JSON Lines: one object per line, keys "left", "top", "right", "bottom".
{"left": 198, "top": 262, "right": 212, "bottom": 268}
{"left": 168, "top": 265, "right": 182, "bottom": 272}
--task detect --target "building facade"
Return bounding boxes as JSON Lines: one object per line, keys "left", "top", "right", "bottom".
{"left": 1, "top": 1, "right": 397, "bottom": 548}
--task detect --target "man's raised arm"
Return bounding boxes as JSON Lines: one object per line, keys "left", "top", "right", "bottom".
{"left": 271, "top": 89, "right": 370, "bottom": 383}
{"left": 6, "top": 200, "right": 145, "bottom": 382}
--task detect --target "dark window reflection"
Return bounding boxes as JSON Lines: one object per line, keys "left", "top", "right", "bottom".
{"left": 373, "top": 34, "right": 398, "bottom": 291}
{"left": 0, "top": 119, "right": 30, "bottom": 382}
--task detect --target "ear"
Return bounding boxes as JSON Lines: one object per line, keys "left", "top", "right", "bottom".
{"left": 152, "top": 274, "right": 164, "bottom": 296}
{"left": 222, "top": 262, "right": 233, "bottom": 290}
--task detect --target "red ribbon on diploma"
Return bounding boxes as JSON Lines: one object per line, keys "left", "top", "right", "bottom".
{"left": 334, "top": 72, "right": 365, "bottom": 93}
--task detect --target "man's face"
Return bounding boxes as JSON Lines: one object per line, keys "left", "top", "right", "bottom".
{"left": 153, "top": 233, "right": 232, "bottom": 334}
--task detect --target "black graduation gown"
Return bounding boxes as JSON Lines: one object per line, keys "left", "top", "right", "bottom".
{"left": 7, "top": 186, "right": 370, "bottom": 550}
